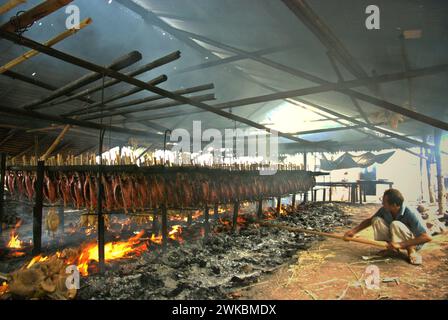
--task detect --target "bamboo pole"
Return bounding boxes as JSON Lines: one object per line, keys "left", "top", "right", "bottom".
{"left": 0, "top": 18, "right": 92, "bottom": 74}
{"left": 0, "top": 0, "right": 26, "bottom": 15}
{"left": 40, "top": 124, "right": 71, "bottom": 161}
{"left": 259, "top": 222, "right": 388, "bottom": 249}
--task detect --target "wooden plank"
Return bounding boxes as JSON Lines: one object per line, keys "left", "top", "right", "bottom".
{"left": 40, "top": 124, "right": 71, "bottom": 161}
{"left": 0, "top": 17, "right": 92, "bottom": 74}
{"left": 0, "top": 0, "right": 26, "bottom": 15}
{"left": 1, "top": 0, "right": 73, "bottom": 32}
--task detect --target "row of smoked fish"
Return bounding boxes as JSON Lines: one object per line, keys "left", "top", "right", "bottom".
{"left": 4, "top": 170, "right": 315, "bottom": 212}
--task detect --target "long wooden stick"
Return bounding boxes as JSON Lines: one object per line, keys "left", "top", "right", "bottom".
{"left": 0, "top": 0, "right": 73, "bottom": 32}
{"left": 0, "top": 0, "right": 26, "bottom": 15}
{"left": 259, "top": 221, "right": 388, "bottom": 248}
{"left": 40, "top": 124, "right": 71, "bottom": 161}
{"left": 0, "top": 17, "right": 92, "bottom": 74}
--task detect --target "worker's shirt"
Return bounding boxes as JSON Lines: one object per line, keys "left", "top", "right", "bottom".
{"left": 374, "top": 204, "right": 428, "bottom": 238}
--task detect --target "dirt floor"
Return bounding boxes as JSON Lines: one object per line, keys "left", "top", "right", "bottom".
{"left": 238, "top": 203, "right": 448, "bottom": 300}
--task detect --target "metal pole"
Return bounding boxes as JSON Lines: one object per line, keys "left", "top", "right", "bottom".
{"left": 32, "top": 160, "right": 45, "bottom": 255}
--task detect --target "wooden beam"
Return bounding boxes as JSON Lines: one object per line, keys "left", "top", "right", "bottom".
{"left": 105, "top": 94, "right": 216, "bottom": 123}
{"left": 55, "top": 51, "right": 181, "bottom": 109}
{"left": 0, "top": 17, "right": 92, "bottom": 74}
{"left": 0, "top": 0, "right": 73, "bottom": 32}
{"left": 68, "top": 74, "right": 167, "bottom": 116}
{"left": 0, "top": 30, "right": 325, "bottom": 148}
{"left": 67, "top": 83, "right": 215, "bottom": 117}
{"left": 174, "top": 28, "right": 448, "bottom": 131}
{"left": 40, "top": 124, "right": 71, "bottom": 160}
{"left": 0, "top": 0, "right": 26, "bottom": 15}
{"left": 2, "top": 70, "right": 95, "bottom": 104}
{"left": 24, "top": 51, "right": 142, "bottom": 110}
{"left": 0, "top": 104, "right": 162, "bottom": 139}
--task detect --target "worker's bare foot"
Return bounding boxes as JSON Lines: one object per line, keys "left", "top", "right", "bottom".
{"left": 408, "top": 252, "right": 423, "bottom": 265}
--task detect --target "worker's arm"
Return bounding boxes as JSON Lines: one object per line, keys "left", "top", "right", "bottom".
{"left": 343, "top": 217, "right": 373, "bottom": 240}
{"left": 389, "top": 232, "right": 432, "bottom": 250}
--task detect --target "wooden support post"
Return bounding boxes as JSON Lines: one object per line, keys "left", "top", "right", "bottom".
{"left": 203, "top": 206, "right": 210, "bottom": 237}
{"left": 232, "top": 201, "right": 239, "bottom": 233}
{"left": 152, "top": 208, "right": 159, "bottom": 234}
{"left": 32, "top": 160, "right": 44, "bottom": 255}
{"left": 313, "top": 189, "right": 317, "bottom": 202}
{"left": 329, "top": 187, "right": 332, "bottom": 202}
{"left": 434, "top": 129, "right": 445, "bottom": 215}
{"left": 187, "top": 211, "right": 192, "bottom": 226}
{"left": 0, "top": 153, "right": 5, "bottom": 235}
{"left": 276, "top": 196, "right": 282, "bottom": 215}
{"left": 322, "top": 188, "right": 326, "bottom": 202}
{"left": 303, "top": 152, "right": 308, "bottom": 203}
{"left": 363, "top": 188, "right": 367, "bottom": 202}
{"left": 257, "top": 198, "right": 263, "bottom": 220}
{"left": 424, "top": 136, "right": 435, "bottom": 203}
{"left": 97, "top": 172, "right": 105, "bottom": 272}
{"left": 291, "top": 194, "right": 296, "bottom": 209}
{"left": 161, "top": 205, "right": 168, "bottom": 251}
{"left": 58, "top": 205, "right": 64, "bottom": 236}
{"left": 359, "top": 183, "right": 363, "bottom": 204}
{"left": 213, "top": 203, "right": 219, "bottom": 221}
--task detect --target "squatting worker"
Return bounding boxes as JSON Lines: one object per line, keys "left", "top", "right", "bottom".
{"left": 343, "top": 189, "right": 432, "bottom": 265}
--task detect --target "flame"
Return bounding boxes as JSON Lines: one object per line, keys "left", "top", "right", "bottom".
{"left": 169, "top": 225, "right": 183, "bottom": 243}
{"left": 7, "top": 234, "right": 23, "bottom": 249}
{"left": 76, "top": 230, "right": 147, "bottom": 276}
{"left": 23, "top": 231, "right": 148, "bottom": 277}
{"left": 149, "top": 225, "right": 183, "bottom": 245}
{"left": 7, "top": 219, "right": 24, "bottom": 249}
{"left": 26, "top": 255, "right": 49, "bottom": 269}
{"left": 0, "top": 282, "right": 8, "bottom": 296}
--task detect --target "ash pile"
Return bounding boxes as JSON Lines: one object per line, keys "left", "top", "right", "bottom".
{"left": 79, "top": 202, "right": 351, "bottom": 300}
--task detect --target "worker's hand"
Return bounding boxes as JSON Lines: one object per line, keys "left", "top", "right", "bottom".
{"left": 387, "top": 242, "right": 403, "bottom": 251}
{"left": 343, "top": 229, "right": 356, "bottom": 241}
